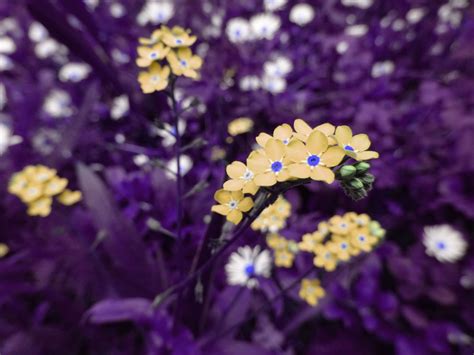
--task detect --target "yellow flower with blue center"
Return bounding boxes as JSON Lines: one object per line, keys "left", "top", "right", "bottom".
{"left": 335, "top": 125, "right": 379, "bottom": 161}
{"left": 211, "top": 189, "right": 254, "bottom": 224}
{"left": 252, "top": 196, "right": 291, "bottom": 233}
{"left": 161, "top": 26, "right": 197, "bottom": 47}
{"left": 247, "top": 138, "right": 291, "bottom": 186}
{"left": 136, "top": 43, "right": 170, "bottom": 67}
{"left": 139, "top": 29, "right": 163, "bottom": 45}
{"left": 287, "top": 130, "right": 345, "bottom": 184}
{"left": 298, "top": 231, "right": 325, "bottom": 252}
{"left": 350, "top": 227, "right": 377, "bottom": 252}
{"left": 166, "top": 47, "right": 203, "bottom": 79}
{"left": 138, "top": 62, "right": 170, "bottom": 93}
{"left": 223, "top": 160, "right": 259, "bottom": 195}
{"left": 266, "top": 233, "right": 298, "bottom": 268}
{"left": 256, "top": 123, "right": 294, "bottom": 147}
{"left": 299, "top": 278, "right": 325, "bottom": 306}
{"left": 327, "top": 235, "right": 358, "bottom": 261}
{"left": 313, "top": 244, "right": 338, "bottom": 271}
{"left": 293, "top": 119, "right": 337, "bottom": 145}
{"left": 328, "top": 215, "right": 354, "bottom": 235}
{"left": 27, "top": 196, "right": 53, "bottom": 217}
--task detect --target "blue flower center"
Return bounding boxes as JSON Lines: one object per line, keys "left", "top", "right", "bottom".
{"left": 340, "top": 242, "right": 348, "bottom": 250}
{"left": 150, "top": 52, "right": 157, "bottom": 59}
{"left": 175, "top": 38, "right": 183, "bottom": 44}
{"left": 244, "top": 264, "right": 255, "bottom": 276}
{"left": 358, "top": 235, "right": 366, "bottom": 242}
{"left": 180, "top": 60, "right": 187, "bottom": 67}
{"left": 271, "top": 161, "right": 283, "bottom": 173}
{"left": 344, "top": 145, "right": 354, "bottom": 151}
{"left": 307, "top": 155, "right": 320, "bottom": 167}
{"left": 436, "top": 241, "right": 446, "bottom": 250}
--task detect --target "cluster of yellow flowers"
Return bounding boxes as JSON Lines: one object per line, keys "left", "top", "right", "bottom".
{"left": 8, "top": 165, "right": 82, "bottom": 217}
{"left": 137, "top": 26, "right": 203, "bottom": 93}
{"left": 266, "top": 232, "right": 299, "bottom": 267}
{"left": 299, "top": 278, "right": 325, "bottom": 306}
{"left": 212, "top": 118, "right": 379, "bottom": 224}
{"left": 251, "top": 196, "right": 291, "bottom": 233}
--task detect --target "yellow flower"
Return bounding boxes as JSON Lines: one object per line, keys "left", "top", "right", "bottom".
{"left": 25, "top": 165, "right": 57, "bottom": 184}
{"left": 274, "top": 249, "right": 295, "bottom": 268}
{"left": 139, "top": 29, "right": 163, "bottom": 45}
{"left": 57, "top": 190, "right": 82, "bottom": 206}
{"left": 166, "top": 48, "right": 202, "bottom": 79}
{"left": 18, "top": 184, "right": 43, "bottom": 203}
{"left": 136, "top": 43, "right": 170, "bottom": 68}
{"left": 27, "top": 196, "right": 52, "bottom": 217}
{"left": 298, "top": 231, "right": 324, "bottom": 252}
{"left": 328, "top": 215, "right": 354, "bottom": 235}
{"left": 299, "top": 278, "right": 325, "bottom": 306}
{"left": 161, "top": 26, "right": 197, "bottom": 47}
{"left": 211, "top": 189, "right": 253, "bottom": 224}
{"left": 0, "top": 243, "right": 9, "bottom": 258}
{"left": 317, "top": 221, "right": 330, "bottom": 236}
{"left": 327, "top": 235, "right": 357, "bottom": 261}
{"left": 350, "top": 227, "right": 377, "bottom": 252}
{"left": 8, "top": 173, "right": 29, "bottom": 195}
{"left": 43, "top": 177, "right": 68, "bottom": 196}
{"left": 313, "top": 244, "right": 338, "bottom": 271}
{"left": 256, "top": 123, "right": 294, "bottom": 147}
{"left": 252, "top": 196, "right": 291, "bottom": 233}
{"left": 223, "top": 160, "right": 259, "bottom": 195}
{"left": 228, "top": 117, "right": 254, "bottom": 136}
{"left": 335, "top": 126, "right": 379, "bottom": 161}
{"left": 138, "top": 63, "right": 170, "bottom": 93}
{"left": 247, "top": 139, "right": 291, "bottom": 186}
{"left": 287, "top": 131, "right": 345, "bottom": 184}
{"left": 344, "top": 212, "right": 370, "bottom": 227}
{"left": 266, "top": 233, "right": 288, "bottom": 250}
{"left": 293, "top": 119, "right": 337, "bottom": 144}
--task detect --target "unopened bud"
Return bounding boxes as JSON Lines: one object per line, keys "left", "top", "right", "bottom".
{"left": 355, "top": 162, "right": 370, "bottom": 173}
{"left": 339, "top": 165, "right": 357, "bottom": 179}
{"left": 350, "top": 178, "right": 364, "bottom": 190}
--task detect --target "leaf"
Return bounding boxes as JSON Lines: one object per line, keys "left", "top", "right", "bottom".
{"left": 87, "top": 298, "right": 152, "bottom": 324}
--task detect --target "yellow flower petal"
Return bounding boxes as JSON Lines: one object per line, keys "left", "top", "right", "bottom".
{"left": 335, "top": 125, "right": 352, "bottom": 145}
{"left": 247, "top": 151, "right": 269, "bottom": 173}
{"left": 57, "top": 190, "right": 82, "bottom": 205}
{"left": 288, "top": 163, "right": 311, "bottom": 179}
{"left": 294, "top": 119, "right": 312, "bottom": 137}
{"left": 306, "top": 131, "right": 328, "bottom": 155}
{"left": 276, "top": 169, "right": 290, "bottom": 182}
{"left": 227, "top": 209, "right": 243, "bottom": 224}
{"left": 256, "top": 133, "right": 272, "bottom": 147}
{"left": 351, "top": 134, "right": 371, "bottom": 151}
{"left": 320, "top": 146, "right": 345, "bottom": 167}
{"left": 273, "top": 124, "right": 292, "bottom": 141}
{"left": 286, "top": 140, "right": 307, "bottom": 162}
{"left": 264, "top": 139, "right": 285, "bottom": 161}
{"left": 238, "top": 197, "right": 254, "bottom": 212}
{"left": 226, "top": 161, "right": 247, "bottom": 179}
{"left": 0, "top": 244, "right": 8, "bottom": 258}
{"left": 212, "top": 204, "right": 231, "bottom": 215}
{"left": 356, "top": 150, "right": 379, "bottom": 161}
{"left": 310, "top": 166, "right": 335, "bottom": 184}
{"left": 27, "top": 197, "right": 52, "bottom": 217}
{"left": 214, "top": 189, "right": 232, "bottom": 204}
{"left": 315, "top": 123, "right": 335, "bottom": 136}
{"left": 254, "top": 172, "right": 277, "bottom": 186}
{"left": 243, "top": 181, "right": 259, "bottom": 195}
{"left": 44, "top": 177, "right": 68, "bottom": 196}
{"left": 223, "top": 179, "right": 244, "bottom": 191}
{"left": 230, "top": 190, "right": 244, "bottom": 201}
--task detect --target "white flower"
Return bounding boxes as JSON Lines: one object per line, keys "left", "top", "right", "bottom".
{"left": 289, "top": 3, "right": 315, "bottom": 26}
{"left": 239, "top": 75, "right": 261, "bottom": 91}
{"left": 250, "top": 13, "right": 281, "bottom": 40}
{"left": 261, "top": 75, "right": 286, "bottom": 94}
{"left": 29, "top": 22, "right": 49, "bottom": 43}
{"left": 32, "top": 128, "right": 61, "bottom": 155}
{"left": 341, "top": 0, "right": 373, "bottom": 9}
{"left": 43, "top": 90, "right": 73, "bottom": 118}
{"left": 263, "top": 55, "right": 293, "bottom": 78}
{"left": 110, "top": 95, "right": 129, "bottom": 120}
{"left": 110, "top": 3, "right": 126, "bottom": 18}
{"left": 345, "top": 24, "right": 368, "bottom": 37}
{"left": 152, "top": 120, "right": 186, "bottom": 147}
{"left": 137, "top": 1, "right": 174, "bottom": 25}
{"left": 336, "top": 41, "right": 349, "bottom": 54}
{"left": 59, "top": 62, "right": 91, "bottom": 82}
{"left": 35, "top": 39, "right": 68, "bottom": 59}
{"left": 84, "top": 0, "right": 99, "bottom": 10}
{"left": 225, "top": 246, "right": 272, "bottom": 288}
{"left": 0, "top": 123, "right": 22, "bottom": 155}
{"left": 226, "top": 18, "right": 251, "bottom": 43}
{"left": 423, "top": 225, "right": 467, "bottom": 263}
{"left": 264, "top": 0, "right": 287, "bottom": 12}
{"left": 406, "top": 8, "right": 426, "bottom": 24}
{"left": 371, "top": 60, "right": 395, "bottom": 78}
{"left": 0, "top": 36, "right": 16, "bottom": 54}
{"left": 165, "top": 155, "right": 193, "bottom": 180}
{"left": 133, "top": 154, "right": 150, "bottom": 166}
{"left": 0, "top": 54, "right": 13, "bottom": 71}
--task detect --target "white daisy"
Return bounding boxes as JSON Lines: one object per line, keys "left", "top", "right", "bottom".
{"left": 261, "top": 74, "right": 286, "bottom": 94}
{"left": 423, "top": 225, "right": 467, "bottom": 263}
{"left": 0, "top": 36, "right": 16, "bottom": 54}
{"left": 264, "top": 0, "right": 287, "bottom": 12}
{"left": 289, "top": 3, "right": 315, "bottom": 27}
{"left": 165, "top": 155, "right": 193, "bottom": 180}
{"left": 152, "top": 120, "right": 186, "bottom": 147}
{"left": 239, "top": 75, "right": 261, "bottom": 91}
{"left": 43, "top": 90, "right": 73, "bottom": 118}
{"left": 226, "top": 18, "right": 251, "bottom": 43}
{"left": 59, "top": 62, "right": 91, "bottom": 82}
{"left": 35, "top": 39, "right": 68, "bottom": 60}
{"left": 249, "top": 13, "right": 281, "bottom": 40}
{"left": 32, "top": 128, "right": 61, "bottom": 155}
{"left": 225, "top": 245, "right": 272, "bottom": 288}
{"left": 110, "top": 95, "right": 129, "bottom": 120}
{"left": 0, "top": 123, "right": 22, "bottom": 155}
{"left": 371, "top": 60, "right": 395, "bottom": 78}
{"left": 137, "top": 0, "right": 174, "bottom": 25}
{"left": 341, "top": 0, "right": 373, "bottom": 9}
{"left": 263, "top": 55, "right": 293, "bottom": 78}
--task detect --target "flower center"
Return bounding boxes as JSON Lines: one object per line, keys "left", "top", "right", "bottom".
{"left": 175, "top": 38, "right": 183, "bottom": 45}
{"left": 340, "top": 242, "right": 348, "bottom": 250}
{"left": 283, "top": 138, "right": 289, "bottom": 145}
{"left": 307, "top": 155, "right": 320, "bottom": 167}
{"left": 151, "top": 75, "right": 159, "bottom": 82}
{"left": 436, "top": 241, "right": 446, "bottom": 250}
{"left": 150, "top": 52, "right": 158, "bottom": 59}
{"left": 180, "top": 59, "right": 187, "bottom": 67}
{"left": 344, "top": 145, "right": 354, "bottom": 151}
{"left": 244, "top": 263, "right": 255, "bottom": 276}
{"left": 243, "top": 170, "right": 254, "bottom": 180}
{"left": 358, "top": 235, "right": 366, "bottom": 242}
{"left": 271, "top": 161, "right": 283, "bottom": 173}
{"left": 324, "top": 252, "right": 332, "bottom": 259}
{"left": 228, "top": 200, "right": 238, "bottom": 210}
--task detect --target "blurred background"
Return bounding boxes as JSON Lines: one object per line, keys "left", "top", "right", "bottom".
{"left": 0, "top": 0, "right": 473, "bottom": 354}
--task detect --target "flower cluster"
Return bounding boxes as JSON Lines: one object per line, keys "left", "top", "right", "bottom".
{"left": 251, "top": 196, "right": 291, "bottom": 233}
{"left": 8, "top": 165, "right": 82, "bottom": 217}
{"left": 299, "top": 278, "right": 325, "bottom": 306}
{"left": 137, "top": 26, "right": 203, "bottom": 93}
{"left": 212, "top": 119, "right": 379, "bottom": 224}
{"left": 266, "top": 232, "right": 299, "bottom": 267}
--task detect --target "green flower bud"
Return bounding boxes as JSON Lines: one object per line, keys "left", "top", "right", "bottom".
{"left": 339, "top": 165, "right": 357, "bottom": 179}
{"left": 350, "top": 178, "right": 364, "bottom": 190}
{"left": 288, "top": 241, "right": 299, "bottom": 253}
{"left": 360, "top": 173, "right": 375, "bottom": 184}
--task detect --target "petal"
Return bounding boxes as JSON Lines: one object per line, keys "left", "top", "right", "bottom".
{"left": 243, "top": 181, "right": 259, "bottom": 195}
{"left": 321, "top": 146, "right": 345, "bottom": 167}
{"left": 315, "top": 123, "right": 335, "bottom": 136}
{"left": 214, "top": 189, "right": 231, "bottom": 204}
{"left": 238, "top": 197, "right": 254, "bottom": 212}
{"left": 310, "top": 166, "right": 335, "bottom": 184}
{"left": 335, "top": 126, "right": 352, "bottom": 146}
{"left": 264, "top": 139, "right": 285, "bottom": 161}
{"left": 294, "top": 119, "right": 312, "bottom": 136}
{"left": 286, "top": 140, "right": 307, "bottom": 162}
{"left": 223, "top": 179, "right": 244, "bottom": 191}
{"left": 212, "top": 204, "right": 230, "bottom": 215}
{"left": 227, "top": 210, "right": 243, "bottom": 224}
{"left": 226, "top": 161, "right": 247, "bottom": 178}
{"left": 276, "top": 169, "right": 290, "bottom": 182}
{"left": 356, "top": 151, "right": 379, "bottom": 161}
{"left": 351, "top": 134, "right": 371, "bottom": 151}
{"left": 273, "top": 124, "right": 292, "bottom": 140}
{"left": 230, "top": 190, "right": 244, "bottom": 201}
{"left": 307, "top": 131, "right": 328, "bottom": 155}
{"left": 256, "top": 133, "right": 272, "bottom": 148}
{"left": 254, "top": 172, "right": 277, "bottom": 186}
{"left": 189, "top": 55, "right": 203, "bottom": 69}
{"left": 178, "top": 47, "right": 192, "bottom": 59}
{"left": 288, "top": 163, "right": 311, "bottom": 178}
{"left": 247, "top": 151, "right": 269, "bottom": 173}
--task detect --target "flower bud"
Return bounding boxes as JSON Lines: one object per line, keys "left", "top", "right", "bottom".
{"left": 339, "top": 165, "right": 357, "bottom": 179}
{"left": 350, "top": 178, "right": 364, "bottom": 190}
{"left": 355, "top": 162, "right": 370, "bottom": 173}
{"left": 360, "top": 173, "right": 375, "bottom": 184}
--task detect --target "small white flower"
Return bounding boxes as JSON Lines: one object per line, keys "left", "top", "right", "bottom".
{"left": 225, "top": 245, "right": 272, "bottom": 288}
{"left": 423, "top": 225, "right": 467, "bottom": 263}
{"left": 289, "top": 3, "right": 315, "bottom": 26}
{"left": 250, "top": 13, "right": 281, "bottom": 40}
{"left": 264, "top": 0, "right": 287, "bottom": 12}
{"left": 32, "top": 128, "right": 61, "bottom": 155}
{"left": 43, "top": 90, "right": 73, "bottom": 118}
{"left": 371, "top": 60, "right": 395, "bottom": 78}
{"left": 165, "top": 155, "right": 193, "bottom": 180}
{"left": 239, "top": 75, "right": 261, "bottom": 91}
{"left": 84, "top": 0, "right": 99, "bottom": 10}
{"left": 110, "top": 3, "right": 126, "bottom": 18}
{"left": 59, "top": 62, "right": 91, "bottom": 82}
{"left": 0, "top": 54, "right": 13, "bottom": 71}
{"left": 29, "top": 22, "right": 49, "bottom": 43}
{"left": 110, "top": 95, "right": 129, "bottom": 120}
{"left": 345, "top": 24, "right": 368, "bottom": 37}
{"left": 406, "top": 8, "right": 426, "bottom": 24}
{"left": 336, "top": 41, "right": 349, "bottom": 54}
{"left": 263, "top": 55, "right": 293, "bottom": 78}
{"left": 341, "top": 0, "right": 373, "bottom": 9}
{"left": 261, "top": 75, "right": 286, "bottom": 94}
{"left": 226, "top": 18, "right": 251, "bottom": 43}
{"left": 133, "top": 154, "right": 150, "bottom": 166}
{"left": 152, "top": 120, "right": 186, "bottom": 147}
{"left": 0, "top": 36, "right": 16, "bottom": 54}
{"left": 0, "top": 123, "right": 22, "bottom": 155}
{"left": 137, "top": 1, "right": 174, "bottom": 25}
{"left": 35, "top": 39, "right": 67, "bottom": 59}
